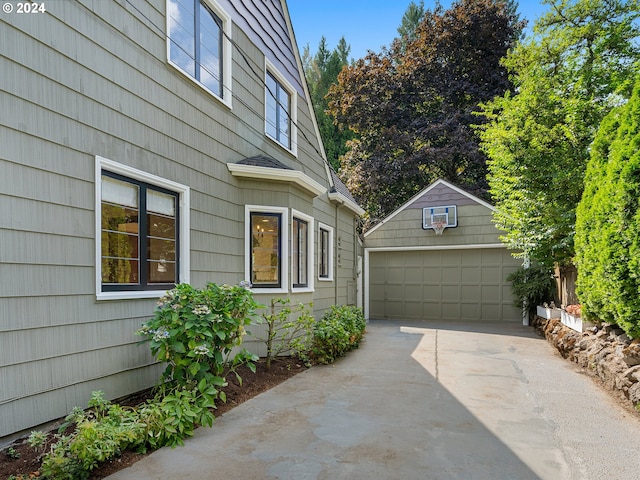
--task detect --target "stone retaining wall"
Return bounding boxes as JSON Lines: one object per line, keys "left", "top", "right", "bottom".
{"left": 532, "top": 316, "right": 640, "bottom": 408}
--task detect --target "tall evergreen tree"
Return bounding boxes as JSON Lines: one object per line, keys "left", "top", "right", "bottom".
{"left": 303, "top": 36, "right": 354, "bottom": 170}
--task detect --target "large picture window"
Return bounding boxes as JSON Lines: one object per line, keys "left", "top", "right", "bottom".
{"left": 101, "top": 172, "right": 179, "bottom": 291}
{"left": 96, "top": 157, "right": 190, "bottom": 300}
{"left": 168, "top": 0, "right": 230, "bottom": 101}
{"left": 250, "top": 212, "right": 282, "bottom": 288}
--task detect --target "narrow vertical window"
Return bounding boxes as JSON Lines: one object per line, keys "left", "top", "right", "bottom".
{"left": 250, "top": 212, "right": 281, "bottom": 288}
{"left": 292, "top": 217, "right": 308, "bottom": 287}
{"left": 318, "top": 224, "right": 333, "bottom": 281}
{"left": 266, "top": 71, "right": 291, "bottom": 149}
{"left": 319, "top": 227, "right": 330, "bottom": 279}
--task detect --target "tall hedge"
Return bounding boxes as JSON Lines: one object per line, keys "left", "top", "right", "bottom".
{"left": 575, "top": 78, "right": 640, "bottom": 337}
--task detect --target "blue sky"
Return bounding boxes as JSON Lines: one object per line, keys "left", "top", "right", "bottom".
{"left": 287, "top": 0, "right": 550, "bottom": 61}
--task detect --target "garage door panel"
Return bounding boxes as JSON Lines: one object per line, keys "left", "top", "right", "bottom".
{"left": 423, "top": 286, "right": 441, "bottom": 301}
{"left": 442, "top": 267, "right": 461, "bottom": 282}
{"left": 461, "top": 285, "right": 480, "bottom": 301}
{"left": 461, "top": 266, "right": 481, "bottom": 283}
{"left": 481, "top": 266, "right": 500, "bottom": 283}
{"left": 405, "top": 267, "right": 423, "bottom": 283}
{"left": 442, "top": 285, "right": 460, "bottom": 301}
{"left": 369, "top": 249, "right": 520, "bottom": 322}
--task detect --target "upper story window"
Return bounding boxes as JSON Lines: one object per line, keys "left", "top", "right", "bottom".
{"left": 265, "top": 62, "right": 297, "bottom": 154}
{"left": 168, "top": 0, "right": 231, "bottom": 103}
{"left": 96, "top": 157, "right": 190, "bottom": 301}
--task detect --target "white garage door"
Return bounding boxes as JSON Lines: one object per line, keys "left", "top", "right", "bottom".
{"left": 369, "top": 248, "right": 522, "bottom": 322}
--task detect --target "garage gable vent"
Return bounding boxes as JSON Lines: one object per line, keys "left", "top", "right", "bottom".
{"left": 423, "top": 205, "right": 457, "bottom": 232}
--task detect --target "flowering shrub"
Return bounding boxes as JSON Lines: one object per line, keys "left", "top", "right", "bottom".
{"left": 137, "top": 282, "right": 261, "bottom": 395}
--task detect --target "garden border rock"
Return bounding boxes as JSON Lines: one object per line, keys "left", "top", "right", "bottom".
{"left": 532, "top": 316, "right": 640, "bottom": 409}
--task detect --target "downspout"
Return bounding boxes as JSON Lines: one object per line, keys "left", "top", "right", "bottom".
{"left": 335, "top": 201, "right": 342, "bottom": 304}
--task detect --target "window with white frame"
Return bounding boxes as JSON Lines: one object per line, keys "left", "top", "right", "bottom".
{"left": 167, "top": 0, "right": 231, "bottom": 102}
{"left": 318, "top": 223, "right": 334, "bottom": 281}
{"left": 291, "top": 210, "right": 314, "bottom": 291}
{"left": 265, "top": 64, "right": 297, "bottom": 153}
{"left": 96, "top": 157, "right": 190, "bottom": 300}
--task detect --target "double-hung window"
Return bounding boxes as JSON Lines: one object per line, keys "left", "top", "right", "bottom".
{"left": 168, "top": 0, "right": 230, "bottom": 102}
{"left": 265, "top": 63, "right": 297, "bottom": 153}
{"left": 97, "top": 157, "right": 190, "bottom": 300}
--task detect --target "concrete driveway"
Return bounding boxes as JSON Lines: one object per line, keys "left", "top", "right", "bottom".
{"left": 107, "top": 320, "right": 640, "bottom": 480}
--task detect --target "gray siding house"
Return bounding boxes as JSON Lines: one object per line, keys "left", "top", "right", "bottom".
{"left": 0, "top": 0, "right": 363, "bottom": 438}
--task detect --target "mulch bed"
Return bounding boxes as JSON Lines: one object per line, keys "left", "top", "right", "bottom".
{"left": 0, "top": 358, "right": 306, "bottom": 480}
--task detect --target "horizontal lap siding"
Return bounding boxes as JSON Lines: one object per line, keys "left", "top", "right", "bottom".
{"left": 0, "top": 0, "right": 349, "bottom": 437}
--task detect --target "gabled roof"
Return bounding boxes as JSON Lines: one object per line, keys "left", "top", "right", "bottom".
{"left": 363, "top": 178, "right": 494, "bottom": 237}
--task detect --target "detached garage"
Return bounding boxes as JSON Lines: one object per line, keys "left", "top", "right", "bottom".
{"left": 363, "top": 179, "right": 523, "bottom": 323}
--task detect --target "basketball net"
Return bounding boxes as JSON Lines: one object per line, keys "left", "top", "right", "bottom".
{"left": 432, "top": 221, "right": 446, "bottom": 235}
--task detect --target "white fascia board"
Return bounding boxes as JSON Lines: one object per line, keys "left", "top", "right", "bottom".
{"left": 227, "top": 163, "right": 327, "bottom": 197}
{"left": 365, "top": 243, "right": 509, "bottom": 253}
{"left": 328, "top": 191, "right": 366, "bottom": 216}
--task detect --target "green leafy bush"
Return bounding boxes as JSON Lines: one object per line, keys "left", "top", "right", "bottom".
{"left": 507, "top": 264, "right": 556, "bottom": 317}
{"left": 137, "top": 282, "right": 260, "bottom": 393}
{"left": 575, "top": 78, "right": 640, "bottom": 337}
{"left": 257, "top": 298, "right": 314, "bottom": 369}
{"left": 309, "top": 306, "right": 366, "bottom": 364}
{"left": 36, "top": 391, "right": 146, "bottom": 479}
{"left": 139, "top": 378, "right": 219, "bottom": 449}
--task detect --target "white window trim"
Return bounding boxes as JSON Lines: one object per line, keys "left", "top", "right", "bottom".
{"left": 166, "top": 0, "right": 233, "bottom": 109}
{"left": 291, "top": 209, "right": 314, "bottom": 293}
{"left": 265, "top": 59, "right": 298, "bottom": 156}
{"left": 245, "top": 205, "right": 289, "bottom": 294}
{"left": 95, "top": 156, "right": 190, "bottom": 301}
{"left": 317, "top": 222, "right": 334, "bottom": 282}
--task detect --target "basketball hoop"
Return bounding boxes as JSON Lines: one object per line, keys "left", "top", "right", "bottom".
{"left": 432, "top": 221, "right": 446, "bottom": 235}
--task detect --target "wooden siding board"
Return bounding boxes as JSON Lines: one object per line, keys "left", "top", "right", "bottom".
{"left": 0, "top": 295, "right": 156, "bottom": 332}
{"left": 0, "top": 0, "right": 358, "bottom": 438}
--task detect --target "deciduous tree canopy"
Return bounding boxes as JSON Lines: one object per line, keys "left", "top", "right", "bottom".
{"left": 327, "top": 0, "right": 523, "bottom": 227}
{"left": 478, "top": 0, "right": 640, "bottom": 266}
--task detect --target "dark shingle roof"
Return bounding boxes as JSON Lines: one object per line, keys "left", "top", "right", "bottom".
{"left": 329, "top": 169, "right": 358, "bottom": 204}
{"left": 237, "top": 155, "right": 293, "bottom": 170}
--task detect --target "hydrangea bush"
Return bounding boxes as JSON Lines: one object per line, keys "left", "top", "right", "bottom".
{"left": 137, "top": 282, "right": 261, "bottom": 394}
